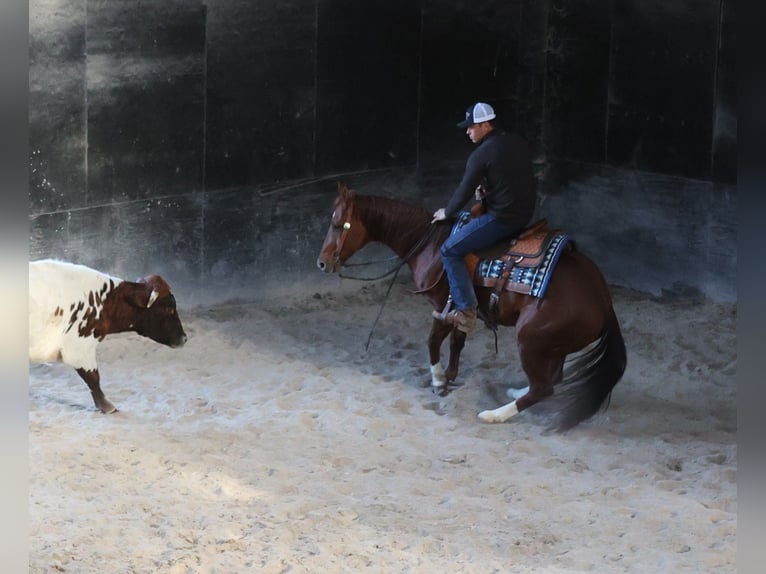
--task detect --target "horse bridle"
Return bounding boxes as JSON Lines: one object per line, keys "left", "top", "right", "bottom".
{"left": 332, "top": 197, "right": 439, "bottom": 278}
{"left": 331, "top": 202, "right": 354, "bottom": 268}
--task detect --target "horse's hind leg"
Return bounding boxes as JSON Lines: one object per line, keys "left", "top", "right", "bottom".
{"left": 507, "top": 386, "right": 529, "bottom": 400}
{"left": 478, "top": 350, "right": 563, "bottom": 424}
{"left": 506, "top": 360, "right": 563, "bottom": 399}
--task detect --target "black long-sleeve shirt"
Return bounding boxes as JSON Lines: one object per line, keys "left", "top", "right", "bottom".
{"left": 444, "top": 129, "right": 536, "bottom": 228}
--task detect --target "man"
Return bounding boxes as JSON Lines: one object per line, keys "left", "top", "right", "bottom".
{"left": 431, "top": 102, "right": 536, "bottom": 333}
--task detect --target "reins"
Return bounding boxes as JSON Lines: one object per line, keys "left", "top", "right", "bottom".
{"left": 339, "top": 223, "right": 438, "bottom": 351}
{"left": 338, "top": 223, "right": 436, "bottom": 282}
{"left": 339, "top": 253, "right": 400, "bottom": 270}
{"left": 337, "top": 254, "right": 405, "bottom": 282}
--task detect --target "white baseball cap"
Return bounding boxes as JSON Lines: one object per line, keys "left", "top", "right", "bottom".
{"left": 457, "top": 102, "right": 496, "bottom": 128}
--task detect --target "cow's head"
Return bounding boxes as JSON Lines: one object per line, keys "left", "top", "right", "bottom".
{"left": 132, "top": 275, "right": 187, "bottom": 348}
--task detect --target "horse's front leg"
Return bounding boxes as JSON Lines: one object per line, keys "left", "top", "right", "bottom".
{"left": 444, "top": 328, "right": 467, "bottom": 385}
{"left": 427, "top": 318, "right": 453, "bottom": 392}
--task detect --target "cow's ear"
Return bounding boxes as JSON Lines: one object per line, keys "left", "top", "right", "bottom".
{"left": 128, "top": 281, "right": 154, "bottom": 309}
{"left": 134, "top": 275, "right": 171, "bottom": 308}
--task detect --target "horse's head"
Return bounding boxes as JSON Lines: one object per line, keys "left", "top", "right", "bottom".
{"left": 316, "top": 182, "right": 371, "bottom": 273}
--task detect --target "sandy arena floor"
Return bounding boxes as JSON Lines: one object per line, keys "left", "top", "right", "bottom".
{"left": 29, "top": 283, "right": 736, "bottom": 573}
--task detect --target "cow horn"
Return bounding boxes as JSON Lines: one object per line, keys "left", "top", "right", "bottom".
{"left": 146, "top": 289, "right": 160, "bottom": 308}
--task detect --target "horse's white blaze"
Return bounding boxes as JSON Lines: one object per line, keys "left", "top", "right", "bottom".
{"left": 478, "top": 401, "right": 519, "bottom": 423}
{"left": 507, "top": 386, "right": 529, "bottom": 400}
{"left": 430, "top": 363, "right": 446, "bottom": 387}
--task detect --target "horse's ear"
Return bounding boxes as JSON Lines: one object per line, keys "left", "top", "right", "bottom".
{"left": 337, "top": 181, "right": 352, "bottom": 201}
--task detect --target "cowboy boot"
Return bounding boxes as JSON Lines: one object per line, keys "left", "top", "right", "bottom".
{"left": 445, "top": 308, "right": 478, "bottom": 334}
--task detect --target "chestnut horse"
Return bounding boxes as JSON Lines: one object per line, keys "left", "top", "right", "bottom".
{"left": 316, "top": 182, "right": 626, "bottom": 432}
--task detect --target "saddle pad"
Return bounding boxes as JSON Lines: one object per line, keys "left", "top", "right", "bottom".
{"left": 476, "top": 232, "right": 569, "bottom": 298}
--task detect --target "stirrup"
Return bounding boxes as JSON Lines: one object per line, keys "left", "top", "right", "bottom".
{"left": 431, "top": 295, "right": 453, "bottom": 321}
{"left": 445, "top": 308, "right": 478, "bottom": 334}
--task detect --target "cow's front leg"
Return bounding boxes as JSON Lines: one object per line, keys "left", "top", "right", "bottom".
{"left": 427, "top": 318, "right": 453, "bottom": 393}
{"left": 76, "top": 368, "right": 117, "bottom": 413}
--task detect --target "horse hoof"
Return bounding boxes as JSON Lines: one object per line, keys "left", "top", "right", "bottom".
{"left": 432, "top": 385, "right": 452, "bottom": 397}
{"left": 478, "top": 410, "right": 500, "bottom": 423}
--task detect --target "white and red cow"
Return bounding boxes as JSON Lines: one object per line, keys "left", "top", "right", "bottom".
{"left": 29, "top": 259, "right": 187, "bottom": 413}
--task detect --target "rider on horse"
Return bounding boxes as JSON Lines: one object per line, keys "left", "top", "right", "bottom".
{"left": 431, "top": 102, "right": 537, "bottom": 334}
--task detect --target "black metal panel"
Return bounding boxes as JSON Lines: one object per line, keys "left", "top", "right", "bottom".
{"left": 201, "top": 187, "right": 261, "bottom": 279}
{"left": 200, "top": 180, "right": 348, "bottom": 299}
{"left": 607, "top": 0, "right": 719, "bottom": 179}
{"left": 541, "top": 161, "right": 736, "bottom": 301}
{"left": 418, "top": 0, "right": 477, "bottom": 165}
{"left": 27, "top": 0, "right": 738, "bottom": 305}
{"left": 29, "top": 0, "right": 87, "bottom": 213}
{"left": 515, "top": 0, "right": 548, "bottom": 159}
{"left": 29, "top": 194, "right": 204, "bottom": 291}
{"left": 85, "top": 0, "right": 206, "bottom": 203}
{"left": 315, "top": 0, "right": 420, "bottom": 173}
{"left": 418, "top": 0, "right": 528, "bottom": 165}
{"left": 712, "top": 0, "right": 736, "bottom": 183}
{"left": 204, "top": 1, "right": 317, "bottom": 189}
{"left": 544, "top": 0, "right": 611, "bottom": 163}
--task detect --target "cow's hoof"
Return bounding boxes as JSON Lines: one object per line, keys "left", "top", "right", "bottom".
{"left": 98, "top": 401, "right": 118, "bottom": 414}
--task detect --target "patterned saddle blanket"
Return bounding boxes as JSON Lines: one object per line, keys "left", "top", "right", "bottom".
{"left": 452, "top": 212, "right": 570, "bottom": 298}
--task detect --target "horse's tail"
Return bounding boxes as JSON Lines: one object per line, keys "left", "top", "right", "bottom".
{"left": 551, "top": 307, "right": 627, "bottom": 432}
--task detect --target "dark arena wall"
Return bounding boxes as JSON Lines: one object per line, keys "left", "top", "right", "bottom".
{"left": 29, "top": 0, "right": 736, "bottom": 305}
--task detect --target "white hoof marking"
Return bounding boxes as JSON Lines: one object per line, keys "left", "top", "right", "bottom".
{"left": 430, "top": 363, "right": 446, "bottom": 387}
{"left": 478, "top": 401, "right": 519, "bottom": 424}
{"left": 506, "top": 386, "right": 529, "bottom": 400}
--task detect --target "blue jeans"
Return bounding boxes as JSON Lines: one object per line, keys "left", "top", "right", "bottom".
{"left": 441, "top": 213, "right": 519, "bottom": 311}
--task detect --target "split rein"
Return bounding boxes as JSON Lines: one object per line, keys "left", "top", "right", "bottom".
{"left": 338, "top": 228, "right": 435, "bottom": 282}
{"left": 335, "top": 222, "right": 440, "bottom": 351}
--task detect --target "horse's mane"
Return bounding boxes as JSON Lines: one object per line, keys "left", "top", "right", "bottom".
{"left": 354, "top": 194, "right": 439, "bottom": 247}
